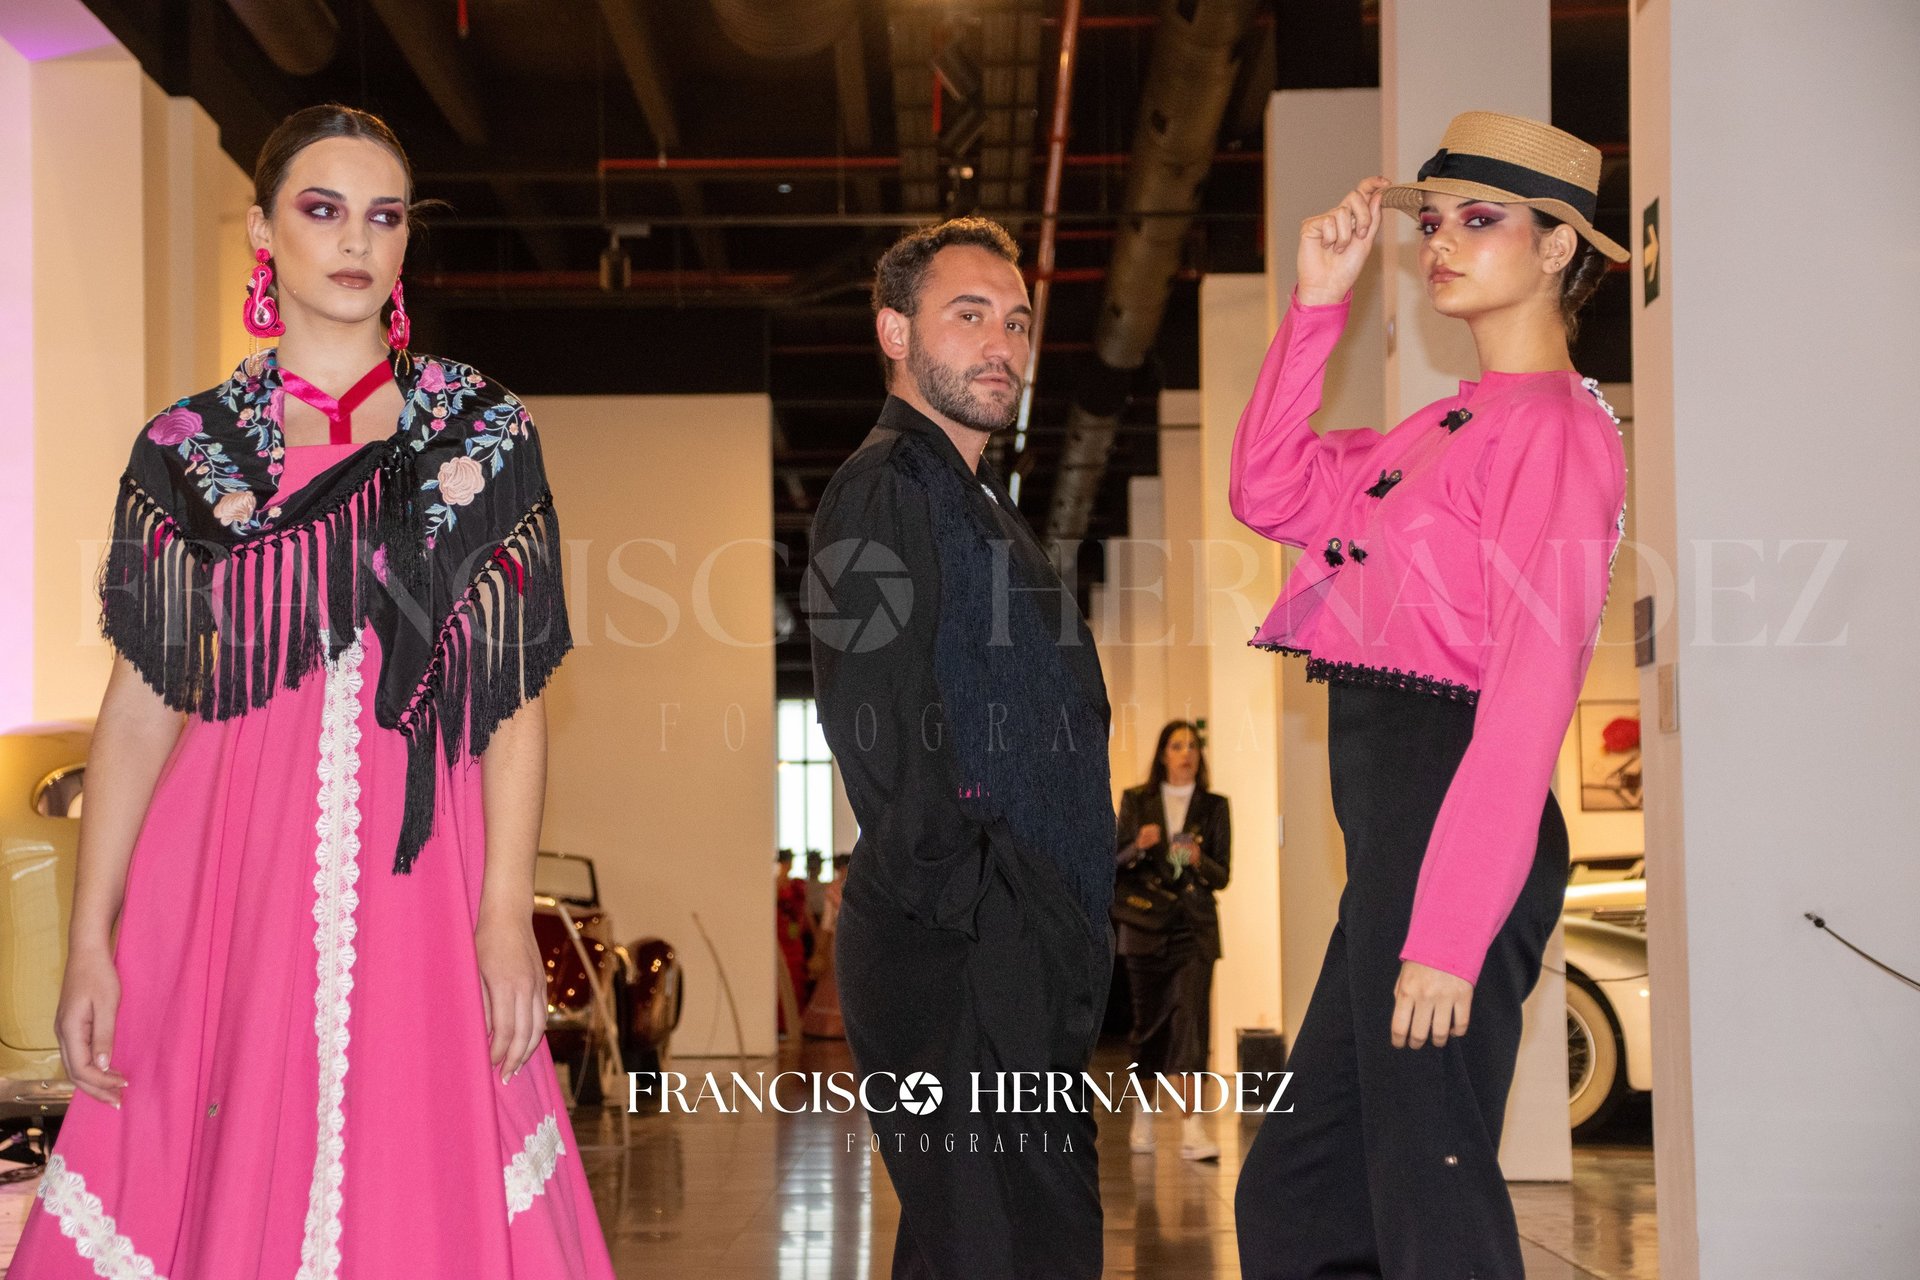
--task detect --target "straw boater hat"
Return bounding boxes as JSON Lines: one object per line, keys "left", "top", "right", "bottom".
{"left": 1382, "top": 111, "right": 1629, "bottom": 263}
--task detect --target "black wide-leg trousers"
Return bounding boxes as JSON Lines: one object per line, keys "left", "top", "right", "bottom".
{"left": 1235, "top": 683, "right": 1568, "bottom": 1280}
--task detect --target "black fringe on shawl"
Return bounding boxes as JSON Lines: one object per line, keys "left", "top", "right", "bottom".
{"left": 98, "top": 452, "right": 571, "bottom": 874}
{"left": 389, "top": 494, "right": 571, "bottom": 872}
{"left": 97, "top": 446, "right": 395, "bottom": 719}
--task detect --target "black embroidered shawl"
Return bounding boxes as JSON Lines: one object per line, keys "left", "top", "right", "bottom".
{"left": 100, "top": 347, "right": 571, "bottom": 872}
{"left": 892, "top": 434, "right": 1115, "bottom": 936}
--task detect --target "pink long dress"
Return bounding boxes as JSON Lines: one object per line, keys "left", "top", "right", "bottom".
{"left": 12, "top": 442, "right": 618, "bottom": 1279}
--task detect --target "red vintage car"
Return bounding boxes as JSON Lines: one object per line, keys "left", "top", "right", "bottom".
{"left": 534, "top": 851, "right": 682, "bottom": 1106}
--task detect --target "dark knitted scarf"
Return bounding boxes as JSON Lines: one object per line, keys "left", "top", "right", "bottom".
{"left": 100, "top": 347, "right": 571, "bottom": 872}
{"left": 893, "top": 435, "right": 1114, "bottom": 937}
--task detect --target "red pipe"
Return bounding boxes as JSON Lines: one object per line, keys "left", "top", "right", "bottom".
{"left": 598, "top": 154, "right": 901, "bottom": 173}
{"left": 1017, "top": 0, "right": 1083, "bottom": 445}
{"left": 416, "top": 269, "right": 797, "bottom": 291}
{"left": 592, "top": 150, "right": 1264, "bottom": 178}
{"left": 1043, "top": 13, "right": 1275, "bottom": 29}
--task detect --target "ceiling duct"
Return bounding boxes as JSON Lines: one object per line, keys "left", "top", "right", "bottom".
{"left": 885, "top": 0, "right": 1043, "bottom": 216}
{"left": 710, "top": 0, "right": 857, "bottom": 59}
{"left": 226, "top": 0, "right": 339, "bottom": 77}
{"left": 1041, "top": 0, "right": 1261, "bottom": 544}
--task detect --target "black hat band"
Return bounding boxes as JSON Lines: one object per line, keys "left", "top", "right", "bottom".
{"left": 1415, "top": 148, "right": 1597, "bottom": 222}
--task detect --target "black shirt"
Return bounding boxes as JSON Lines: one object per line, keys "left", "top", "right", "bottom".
{"left": 805, "top": 396, "right": 1031, "bottom": 933}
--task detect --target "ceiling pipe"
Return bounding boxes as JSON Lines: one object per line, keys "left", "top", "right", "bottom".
{"left": 225, "top": 0, "right": 339, "bottom": 77}
{"left": 594, "top": 0, "right": 729, "bottom": 270}
{"left": 360, "top": 0, "right": 569, "bottom": 270}
{"left": 412, "top": 264, "right": 1192, "bottom": 294}
{"left": 420, "top": 209, "right": 1256, "bottom": 231}
{"left": 1039, "top": 0, "right": 1262, "bottom": 545}
{"left": 1008, "top": 0, "right": 1085, "bottom": 504}
{"left": 709, "top": 0, "right": 857, "bottom": 59}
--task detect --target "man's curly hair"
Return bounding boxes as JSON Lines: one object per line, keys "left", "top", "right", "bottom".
{"left": 871, "top": 217, "right": 1020, "bottom": 319}
{"left": 870, "top": 218, "right": 1020, "bottom": 380}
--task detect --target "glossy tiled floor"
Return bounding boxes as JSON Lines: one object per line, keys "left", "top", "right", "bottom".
{"left": 2, "top": 1037, "right": 1658, "bottom": 1278}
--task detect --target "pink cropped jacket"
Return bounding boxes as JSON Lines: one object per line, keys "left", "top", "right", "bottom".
{"left": 1229, "top": 290, "right": 1628, "bottom": 984}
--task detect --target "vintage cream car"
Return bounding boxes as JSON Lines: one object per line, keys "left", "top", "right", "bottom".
{"left": 0, "top": 724, "right": 89, "bottom": 1174}
{"left": 1562, "top": 863, "right": 1653, "bottom": 1136}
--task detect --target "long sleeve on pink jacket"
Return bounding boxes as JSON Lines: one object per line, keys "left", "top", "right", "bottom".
{"left": 1397, "top": 395, "right": 1624, "bottom": 984}
{"left": 1228, "top": 293, "right": 1387, "bottom": 549}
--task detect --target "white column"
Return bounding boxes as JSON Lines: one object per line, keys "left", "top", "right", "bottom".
{"left": 1197, "top": 275, "right": 1285, "bottom": 1071}
{"left": 1116, "top": 474, "right": 1170, "bottom": 783}
{"left": 32, "top": 46, "right": 151, "bottom": 722}
{"left": 534, "top": 393, "right": 778, "bottom": 1058}
{"left": 25, "top": 40, "right": 250, "bottom": 723}
{"left": 1378, "top": 0, "right": 1551, "bottom": 422}
{"left": 0, "top": 36, "right": 33, "bottom": 726}
{"left": 1264, "top": 88, "right": 1383, "bottom": 1049}
{"left": 141, "top": 85, "right": 253, "bottom": 406}
{"left": 1379, "top": 0, "right": 1568, "bottom": 1183}
{"left": 1634, "top": 4, "right": 1920, "bottom": 1276}
{"left": 1157, "top": 393, "right": 1208, "bottom": 728}
{"left": 1089, "top": 582, "right": 1133, "bottom": 805}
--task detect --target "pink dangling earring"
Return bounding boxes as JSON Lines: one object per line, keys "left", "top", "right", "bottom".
{"left": 387, "top": 276, "right": 410, "bottom": 351}
{"left": 243, "top": 247, "right": 285, "bottom": 338}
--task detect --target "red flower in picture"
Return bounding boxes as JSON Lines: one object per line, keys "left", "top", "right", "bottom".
{"left": 1602, "top": 716, "right": 1640, "bottom": 755}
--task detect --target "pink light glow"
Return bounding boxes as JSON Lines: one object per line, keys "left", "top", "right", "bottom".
{"left": 0, "top": 0, "right": 116, "bottom": 63}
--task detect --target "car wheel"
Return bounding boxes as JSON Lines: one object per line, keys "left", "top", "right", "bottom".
{"left": 1566, "top": 970, "right": 1627, "bottom": 1138}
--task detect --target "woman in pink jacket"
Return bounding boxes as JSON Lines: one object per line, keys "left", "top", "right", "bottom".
{"left": 1230, "top": 112, "right": 1630, "bottom": 1279}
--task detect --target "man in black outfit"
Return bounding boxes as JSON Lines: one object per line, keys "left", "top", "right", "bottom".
{"left": 802, "top": 219, "right": 1115, "bottom": 1279}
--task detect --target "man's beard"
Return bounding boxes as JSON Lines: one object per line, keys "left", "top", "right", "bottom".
{"left": 907, "top": 342, "right": 1023, "bottom": 434}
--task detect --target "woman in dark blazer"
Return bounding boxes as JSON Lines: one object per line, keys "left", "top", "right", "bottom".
{"left": 1114, "top": 719, "right": 1231, "bottom": 1160}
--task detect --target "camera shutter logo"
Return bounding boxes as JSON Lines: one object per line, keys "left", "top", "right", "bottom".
{"left": 803, "top": 538, "right": 915, "bottom": 653}
{"left": 897, "top": 1071, "right": 943, "bottom": 1116}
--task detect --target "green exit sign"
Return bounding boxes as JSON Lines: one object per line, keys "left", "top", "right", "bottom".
{"left": 1642, "top": 199, "right": 1661, "bottom": 305}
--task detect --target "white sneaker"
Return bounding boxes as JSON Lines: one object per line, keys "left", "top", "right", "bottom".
{"left": 1129, "top": 1109, "right": 1157, "bottom": 1154}
{"left": 1179, "top": 1114, "right": 1220, "bottom": 1162}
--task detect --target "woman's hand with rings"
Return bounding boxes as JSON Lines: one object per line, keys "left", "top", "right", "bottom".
{"left": 1135, "top": 822, "right": 1163, "bottom": 850}
{"left": 1391, "top": 960, "right": 1474, "bottom": 1049}
{"left": 1298, "top": 176, "right": 1393, "bottom": 308}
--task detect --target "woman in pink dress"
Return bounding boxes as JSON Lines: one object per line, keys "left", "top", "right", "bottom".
{"left": 10, "top": 105, "right": 618, "bottom": 1278}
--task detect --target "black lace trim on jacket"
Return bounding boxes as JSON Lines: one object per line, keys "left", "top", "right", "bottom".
{"left": 1250, "top": 642, "right": 1481, "bottom": 705}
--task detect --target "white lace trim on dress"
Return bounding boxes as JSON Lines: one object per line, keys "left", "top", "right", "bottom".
{"left": 36, "top": 1154, "right": 167, "bottom": 1280}
{"left": 503, "top": 1113, "right": 566, "bottom": 1223}
{"left": 297, "top": 635, "right": 366, "bottom": 1280}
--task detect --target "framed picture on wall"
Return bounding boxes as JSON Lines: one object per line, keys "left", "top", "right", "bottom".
{"left": 1578, "top": 701, "right": 1643, "bottom": 811}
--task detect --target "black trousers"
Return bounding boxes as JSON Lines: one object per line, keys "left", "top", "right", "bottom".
{"left": 1235, "top": 684, "right": 1568, "bottom": 1280}
{"left": 1123, "top": 930, "right": 1216, "bottom": 1075}
{"left": 837, "top": 837, "right": 1112, "bottom": 1280}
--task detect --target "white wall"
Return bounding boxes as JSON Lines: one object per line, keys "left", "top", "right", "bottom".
{"left": 26, "top": 47, "right": 250, "bottom": 725}
{"left": 1379, "top": 0, "right": 1552, "bottom": 421}
{"left": 1265, "top": 88, "right": 1382, "bottom": 1052}
{"left": 1156, "top": 400, "right": 1208, "bottom": 728}
{"left": 1636, "top": 3, "right": 1920, "bottom": 1275}
{"left": 0, "top": 36, "right": 34, "bottom": 727}
{"left": 533, "top": 394, "right": 778, "bottom": 1060}
{"left": 1198, "top": 275, "right": 1287, "bottom": 1071}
